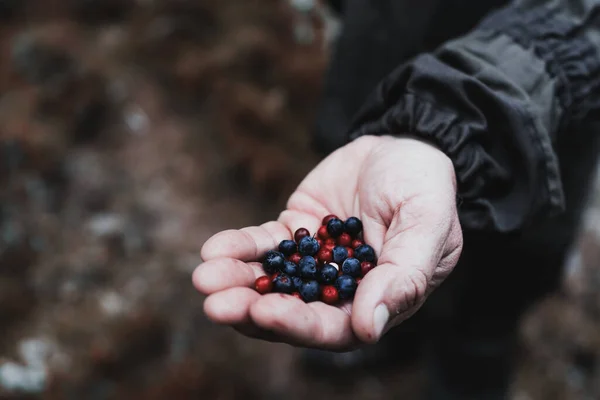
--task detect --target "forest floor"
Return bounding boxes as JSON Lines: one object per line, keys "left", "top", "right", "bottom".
{"left": 1, "top": 1, "right": 600, "bottom": 399}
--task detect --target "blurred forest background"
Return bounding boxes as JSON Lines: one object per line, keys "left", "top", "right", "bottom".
{"left": 1, "top": 1, "right": 600, "bottom": 399}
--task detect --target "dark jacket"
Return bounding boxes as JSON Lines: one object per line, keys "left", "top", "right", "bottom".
{"left": 315, "top": 0, "right": 600, "bottom": 244}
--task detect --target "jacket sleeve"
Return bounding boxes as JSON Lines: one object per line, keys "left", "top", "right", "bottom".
{"left": 347, "top": 0, "right": 600, "bottom": 233}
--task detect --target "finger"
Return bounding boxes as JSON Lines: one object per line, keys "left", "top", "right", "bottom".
{"left": 204, "top": 288, "right": 288, "bottom": 344}
{"left": 203, "top": 287, "right": 260, "bottom": 325}
{"left": 250, "top": 293, "right": 358, "bottom": 351}
{"left": 200, "top": 221, "right": 291, "bottom": 262}
{"left": 192, "top": 258, "right": 264, "bottom": 295}
{"left": 233, "top": 323, "right": 286, "bottom": 344}
{"left": 352, "top": 263, "right": 428, "bottom": 343}
{"left": 286, "top": 190, "right": 330, "bottom": 222}
{"left": 352, "top": 210, "right": 449, "bottom": 344}
{"left": 358, "top": 211, "right": 388, "bottom": 256}
{"left": 277, "top": 209, "right": 321, "bottom": 238}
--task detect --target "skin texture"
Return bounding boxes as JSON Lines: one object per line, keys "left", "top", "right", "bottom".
{"left": 193, "top": 135, "right": 463, "bottom": 352}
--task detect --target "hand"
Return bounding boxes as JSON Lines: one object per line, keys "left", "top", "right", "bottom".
{"left": 193, "top": 135, "right": 463, "bottom": 351}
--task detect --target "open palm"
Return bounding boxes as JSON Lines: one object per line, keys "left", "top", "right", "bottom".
{"left": 193, "top": 135, "right": 463, "bottom": 351}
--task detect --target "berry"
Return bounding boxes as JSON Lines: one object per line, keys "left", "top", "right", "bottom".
{"left": 299, "top": 256, "right": 318, "bottom": 279}
{"left": 299, "top": 236, "right": 320, "bottom": 256}
{"left": 354, "top": 244, "right": 376, "bottom": 263}
{"left": 279, "top": 240, "right": 297, "bottom": 257}
{"left": 326, "top": 218, "right": 344, "bottom": 238}
{"left": 255, "top": 276, "right": 273, "bottom": 294}
{"left": 352, "top": 239, "right": 364, "bottom": 249}
{"left": 291, "top": 292, "right": 302, "bottom": 300}
{"left": 300, "top": 280, "right": 320, "bottom": 302}
{"left": 319, "top": 263, "right": 338, "bottom": 284}
{"left": 335, "top": 275, "right": 357, "bottom": 300}
{"left": 361, "top": 261, "right": 375, "bottom": 276}
{"left": 322, "top": 214, "right": 338, "bottom": 225}
{"left": 271, "top": 272, "right": 280, "bottom": 280}
{"left": 337, "top": 233, "right": 352, "bottom": 247}
{"left": 262, "top": 250, "right": 285, "bottom": 274}
{"left": 324, "top": 238, "right": 336, "bottom": 252}
{"left": 332, "top": 246, "right": 349, "bottom": 264}
{"left": 273, "top": 274, "right": 294, "bottom": 294}
{"left": 346, "top": 247, "right": 354, "bottom": 259}
{"left": 317, "top": 248, "right": 333, "bottom": 264}
{"left": 282, "top": 260, "right": 300, "bottom": 276}
{"left": 316, "top": 238, "right": 323, "bottom": 248}
{"left": 341, "top": 258, "right": 361, "bottom": 277}
{"left": 344, "top": 217, "right": 363, "bottom": 237}
{"left": 288, "top": 252, "right": 302, "bottom": 265}
{"left": 294, "top": 228, "right": 310, "bottom": 243}
{"left": 321, "top": 285, "right": 339, "bottom": 305}
{"left": 292, "top": 276, "right": 303, "bottom": 290}
{"left": 317, "top": 225, "right": 330, "bottom": 240}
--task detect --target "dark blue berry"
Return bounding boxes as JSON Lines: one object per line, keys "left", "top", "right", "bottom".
{"left": 298, "top": 236, "right": 320, "bottom": 256}
{"left": 342, "top": 258, "right": 361, "bottom": 277}
{"left": 354, "top": 244, "right": 376, "bottom": 263}
{"left": 326, "top": 218, "right": 344, "bottom": 237}
{"left": 278, "top": 240, "right": 297, "bottom": 257}
{"left": 292, "top": 276, "right": 303, "bottom": 290}
{"left": 332, "top": 245, "right": 348, "bottom": 264}
{"left": 282, "top": 260, "right": 300, "bottom": 276}
{"left": 299, "top": 280, "right": 320, "bottom": 302}
{"left": 262, "top": 250, "right": 285, "bottom": 274}
{"left": 273, "top": 274, "right": 294, "bottom": 294}
{"left": 319, "top": 264, "right": 338, "bottom": 284}
{"left": 335, "top": 275, "right": 357, "bottom": 300}
{"left": 344, "top": 217, "right": 363, "bottom": 237}
{"left": 299, "top": 256, "right": 318, "bottom": 279}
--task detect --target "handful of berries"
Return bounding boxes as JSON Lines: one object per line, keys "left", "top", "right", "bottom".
{"left": 254, "top": 215, "right": 377, "bottom": 305}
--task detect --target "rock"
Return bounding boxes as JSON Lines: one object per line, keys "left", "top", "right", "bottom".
{"left": 19, "top": 338, "right": 54, "bottom": 369}
{"left": 87, "top": 214, "right": 125, "bottom": 239}
{"left": 0, "top": 362, "right": 47, "bottom": 394}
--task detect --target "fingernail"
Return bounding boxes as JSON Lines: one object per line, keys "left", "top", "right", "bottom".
{"left": 373, "top": 304, "right": 389, "bottom": 339}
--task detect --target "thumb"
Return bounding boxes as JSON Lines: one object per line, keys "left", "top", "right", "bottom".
{"left": 351, "top": 209, "right": 457, "bottom": 344}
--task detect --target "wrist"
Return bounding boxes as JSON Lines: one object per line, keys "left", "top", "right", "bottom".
{"left": 375, "top": 134, "right": 457, "bottom": 194}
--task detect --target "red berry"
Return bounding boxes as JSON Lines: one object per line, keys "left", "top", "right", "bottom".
{"left": 316, "top": 238, "right": 323, "bottom": 248}
{"left": 321, "top": 285, "right": 339, "bottom": 305}
{"left": 255, "top": 276, "right": 273, "bottom": 294}
{"left": 317, "top": 225, "right": 330, "bottom": 240}
{"left": 352, "top": 239, "right": 364, "bottom": 249}
{"left": 322, "top": 214, "right": 338, "bottom": 225}
{"left": 317, "top": 248, "right": 333, "bottom": 264}
{"left": 291, "top": 292, "right": 302, "bottom": 300}
{"left": 361, "top": 261, "right": 375, "bottom": 276}
{"left": 289, "top": 253, "right": 302, "bottom": 264}
{"left": 346, "top": 247, "right": 354, "bottom": 258}
{"left": 324, "top": 238, "right": 336, "bottom": 251}
{"left": 271, "top": 272, "right": 280, "bottom": 280}
{"left": 337, "top": 233, "right": 352, "bottom": 247}
{"left": 356, "top": 277, "right": 362, "bottom": 285}
{"left": 294, "top": 228, "right": 310, "bottom": 243}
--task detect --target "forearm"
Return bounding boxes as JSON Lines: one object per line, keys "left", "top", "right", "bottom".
{"left": 348, "top": 0, "right": 600, "bottom": 232}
